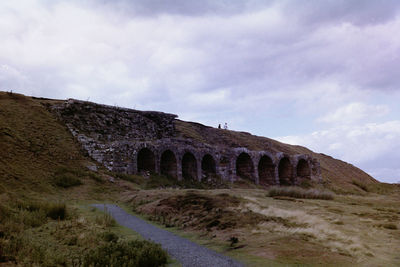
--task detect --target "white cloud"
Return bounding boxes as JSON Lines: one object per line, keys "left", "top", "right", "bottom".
{"left": 318, "top": 102, "right": 389, "bottom": 125}
{"left": 278, "top": 120, "right": 400, "bottom": 183}
{"left": 1, "top": 1, "right": 400, "bottom": 182}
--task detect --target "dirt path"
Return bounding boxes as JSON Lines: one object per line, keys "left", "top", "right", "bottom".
{"left": 93, "top": 204, "right": 244, "bottom": 267}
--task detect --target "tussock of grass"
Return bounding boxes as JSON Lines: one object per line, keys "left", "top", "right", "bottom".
{"left": 351, "top": 180, "right": 369, "bottom": 192}
{"left": 95, "top": 207, "right": 116, "bottom": 227}
{"left": 17, "top": 200, "right": 67, "bottom": 221}
{"left": 53, "top": 167, "right": 106, "bottom": 188}
{"left": 54, "top": 174, "right": 83, "bottom": 188}
{"left": 376, "top": 223, "right": 398, "bottom": 230}
{"left": 267, "top": 186, "right": 334, "bottom": 200}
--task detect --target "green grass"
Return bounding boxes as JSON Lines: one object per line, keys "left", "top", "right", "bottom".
{"left": 83, "top": 239, "right": 168, "bottom": 267}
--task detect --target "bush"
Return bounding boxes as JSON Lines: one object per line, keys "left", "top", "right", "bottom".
{"left": 267, "top": 186, "right": 334, "bottom": 200}
{"left": 45, "top": 203, "right": 67, "bottom": 220}
{"left": 83, "top": 240, "right": 168, "bottom": 267}
{"left": 100, "top": 232, "right": 119, "bottom": 243}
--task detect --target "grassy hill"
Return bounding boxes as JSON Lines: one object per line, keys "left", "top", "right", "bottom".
{"left": 1, "top": 92, "right": 399, "bottom": 266}
{"left": 175, "top": 120, "right": 381, "bottom": 193}
{"left": 0, "top": 92, "right": 168, "bottom": 265}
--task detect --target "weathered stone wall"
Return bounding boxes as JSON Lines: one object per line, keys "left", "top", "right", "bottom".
{"left": 50, "top": 99, "right": 322, "bottom": 185}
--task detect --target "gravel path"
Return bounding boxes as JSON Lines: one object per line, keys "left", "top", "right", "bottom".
{"left": 92, "top": 204, "right": 244, "bottom": 267}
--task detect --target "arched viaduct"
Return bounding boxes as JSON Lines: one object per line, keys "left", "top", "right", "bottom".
{"left": 123, "top": 141, "right": 321, "bottom": 186}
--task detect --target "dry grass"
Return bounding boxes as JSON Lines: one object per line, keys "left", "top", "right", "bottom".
{"left": 267, "top": 186, "right": 335, "bottom": 200}
{"left": 126, "top": 189, "right": 400, "bottom": 266}
{"left": 1, "top": 92, "right": 400, "bottom": 266}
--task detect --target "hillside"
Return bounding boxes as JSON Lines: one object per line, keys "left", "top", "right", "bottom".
{"left": 0, "top": 92, "right": 383, "bottom": 194}
{"left": 1, "top": 92, "right": 399, "bottom": 266}
{"left": 175, "top": 118, "right": 379, "bottom": 193}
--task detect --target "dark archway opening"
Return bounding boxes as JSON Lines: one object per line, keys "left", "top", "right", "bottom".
{"left": 297, "top": 159, "right": 311, "bottom": 180}
{"left": 137, "top": 148, "right": 155, "bottom": 173}
{"left": 258, "top": 155, "right": 275, "bottom": 186}
{"left": 278, "top": 157, "right": 293, "bottom": 185}
{"left": 236, "top": 152, "right": 254, "bottom": 181}
{"left": 201, "top": 154, "right": 216, "bottom": 180}
{"left": 160, "top": 150, "right": 177, "bottom": 178}
{"left": 182, "top": 152, "right": 198, "bottom": 180}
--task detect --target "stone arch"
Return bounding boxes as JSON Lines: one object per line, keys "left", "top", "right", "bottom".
{"left": 258, "top": 155, "right": 275, "bottom": 185}
{"left": 137, "top": 147, "right": 155, "bottom": 173}
{"left": 278, "top": 156, "right": 293, "bottom": 185}
{"left": 160, "top": 149, "right": 178, "bottom": 178}
{"left": 236, "top": 152, "right": 255, "bottom": 181}
{"left": 182, "top": 152, "right": 198, "bottom": 180}
{"left": 297, "top": 159, "right": 311, "bottom": 180}
{"left": 201, "top": 154, "right": 216, "bottom": 180}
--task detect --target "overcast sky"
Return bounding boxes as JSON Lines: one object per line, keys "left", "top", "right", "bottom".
{"left": 1, "top": 0, "right": 400, "bottom": 183}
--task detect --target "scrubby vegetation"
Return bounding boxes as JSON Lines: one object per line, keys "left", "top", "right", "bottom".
{"left": 115, "top": 172, "right": 229, "bottom": 190}
{"left": 83, "top": 240, "right": 168, "bottom": 267}
{"left": 0, "top": 200, "right": 167, "bottom": 266}
{"left": 267, "top": 186, "right": 335, "bottom": 200}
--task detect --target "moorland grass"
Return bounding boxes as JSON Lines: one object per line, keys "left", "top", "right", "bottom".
{"left": 267, "top": 186, "right": 335, "bottom": 200}
{"left": 83, "top": 240, "right": 168, "bottom": 267}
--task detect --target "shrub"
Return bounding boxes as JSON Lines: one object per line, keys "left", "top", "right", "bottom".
{"left": 45, "top": 203, "right": 67, "bottom": 220}
{"left": 229, "top": 236, "right": 239, "bottom": 247}
{"left": 21, "top": 209, "right": 47, "bottom": 227}
{"left": 101, "top": 232, "right": 119, "bottom": 243}
{"left": 83, "top": 240, "right": 168, "bottom": 267}
{"left": 267, "top": 186, "right": 334, "bottom": 200}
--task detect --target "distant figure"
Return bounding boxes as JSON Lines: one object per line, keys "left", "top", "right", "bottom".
{"left": 218, "top": 124, "right": 221, "bottom": 129}
{"left": 224, "top": 123, "right": 228, "bottom": 130}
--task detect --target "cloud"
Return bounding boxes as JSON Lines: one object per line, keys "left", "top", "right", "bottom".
{"left": 1, "top": 0, "right": 400, "bottom": 182}
{"left": 278, "top": 120, "right": 400, "bottom": 183}
{"left": 318, "top": 102, "right": 389, "bottom": 125}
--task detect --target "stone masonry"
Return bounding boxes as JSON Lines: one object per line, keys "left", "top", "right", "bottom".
{"left": 50, "top": 99, "right": 322, "bottom": 186}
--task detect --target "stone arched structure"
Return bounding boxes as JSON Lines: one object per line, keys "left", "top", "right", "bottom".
{"left": 258, "top": 154, "right": 276, "bottom": 186}
{"left": 236, "top": 152, "right": 255, "bottom": 181}
{"left": 137, "top": 147, "right": 156, "bottom": 173}
{"left": 182, "top": 151, "right": 198, "bottom": 180}
{"left": 201, "top": 153, "right": 217, "bottom": 180}
{"left": 296, "top": 158, "right": 311, "bottom": 181}
{"left": 278, "top": 156, "right": 293, "bottom": 185}
{"left": 52, "top": 99, "right": 323, "bottom": 185}
{"left": 160, "top": 149, "right": 178, "bottom": 178}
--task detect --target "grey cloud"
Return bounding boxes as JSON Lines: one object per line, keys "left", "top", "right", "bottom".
{"left": 87, "top": 0, "right": 275, "bottom": 17}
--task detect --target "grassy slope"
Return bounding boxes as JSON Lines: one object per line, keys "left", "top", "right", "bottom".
{"left": 0, "top": 92, "right": 169, "bottom": 266}
{"left": 1, "top": 92, "right": 399, "bottom": 266}
{"left": 0, "top": 92, "right": 86, "bottom": 198}
{"left": 175, "top": 120, "right": 385, "bottom": 193}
